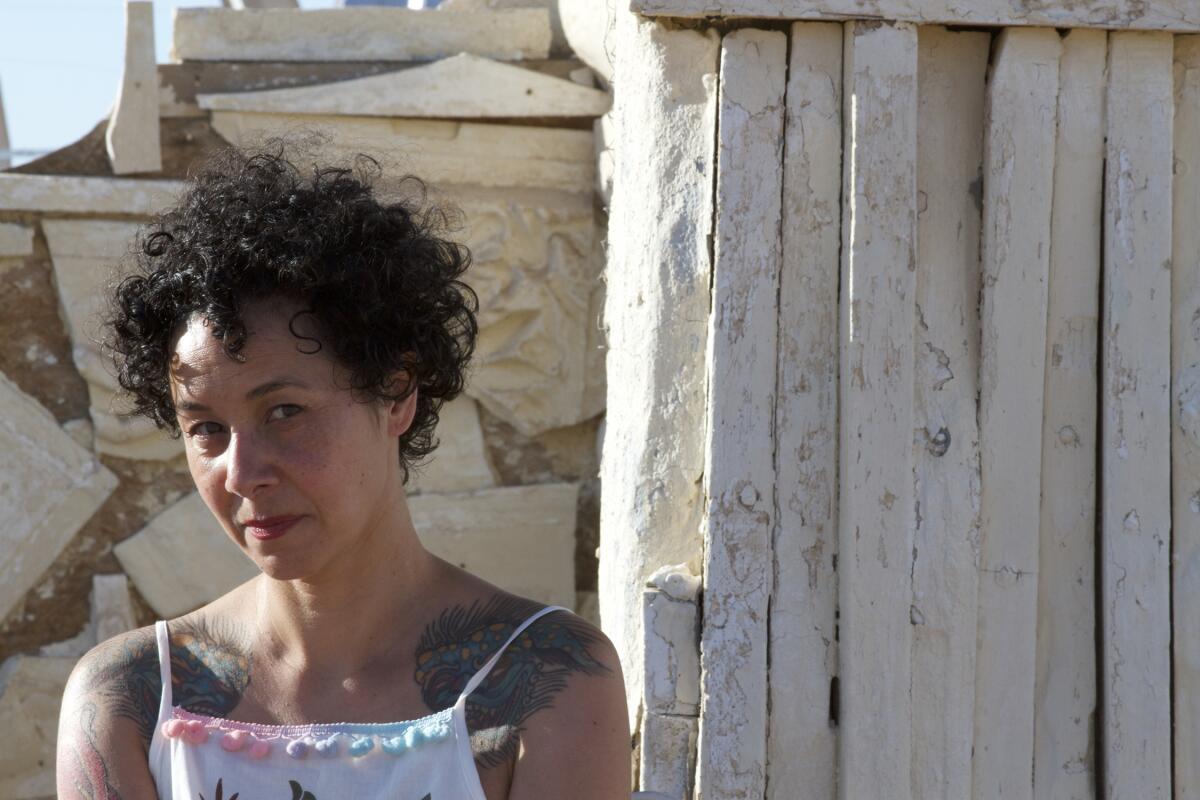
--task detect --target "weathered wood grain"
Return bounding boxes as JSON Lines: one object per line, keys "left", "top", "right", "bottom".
{"left": 836, "top": 20, "right": 918, "bottom": 800}
{"left": 1174, "top": 34, "right": 1200, "bottom": 800}
{"left": 910, "top": 26, "right": 987, "bottom": 800}
{"left": 767, "top": 20, "right": 841, "bottom": 800}
{"left": 1101, "top": 30, "right": 1173, "bottom": 800}
{"left": 695, "top": 28, "right": 786, "bottom": 800}
{"left": 973, "top": 28, "right": 1060, "bottom": 800}
{"left": 1033, "top": 27, "right": 1104, "bottom": 800}
{"left": 628, "top": 0, "right": 1200, "bottom": 31}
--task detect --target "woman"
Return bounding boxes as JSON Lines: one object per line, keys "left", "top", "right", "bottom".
{"left": 55, "top": 147, "right": 630, "bottom": 800}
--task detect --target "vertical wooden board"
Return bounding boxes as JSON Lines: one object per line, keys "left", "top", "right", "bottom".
{"left": 1101, "top": 30, "right": 1173, "bottom": 800}
{"left": 1174, "top": 34, "right": 1200, "bottom": 800}
{"left": 837, "top": 20, "right": 918, "bottom": 800}
{"left": 910, "top": 26, "right": 988, "bottom": 800}
{"left": 768, "top": 20, "right": 842, "bottom": 800}
{"left": 695, "top": 27, "right": 786, "bottom": 800}
{"left": 1033, "top": 28, "right": 1104, "bottom": 800}
{"left": 972, "top": 28, "right": 1061, "bottom": 800}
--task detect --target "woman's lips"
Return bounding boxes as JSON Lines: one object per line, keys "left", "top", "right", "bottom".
{"left": 244, "top": 516, "right": 302, "bottom": 541}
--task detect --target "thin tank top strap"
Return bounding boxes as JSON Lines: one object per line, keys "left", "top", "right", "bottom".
{"left": 154, "top": 620, "right": 174, "bottom": 715}
{"left": 455, "top": 605, "right": 571, "bottom": 702}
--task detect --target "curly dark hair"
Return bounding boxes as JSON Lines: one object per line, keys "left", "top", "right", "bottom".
{"left": 104, "top": 143, "right": 479, "bottom": 483}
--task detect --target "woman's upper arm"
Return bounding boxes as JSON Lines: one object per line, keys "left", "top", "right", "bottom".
{"left": 507, "top": 630, "right": 632, "bottom": 800}
{"left": 57, "top": 629, "right": 162, "bottom": 800}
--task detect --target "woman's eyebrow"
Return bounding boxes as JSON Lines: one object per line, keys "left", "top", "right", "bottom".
{"left": 175, "top": 379, "right": 312, "bottom": 412}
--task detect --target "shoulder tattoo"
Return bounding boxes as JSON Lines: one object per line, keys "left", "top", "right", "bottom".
{"left": 414, "top": 595, "right": 611, "bottom": 770}
{"left": 168, "top": 617, "right": 253, "bottom": 718}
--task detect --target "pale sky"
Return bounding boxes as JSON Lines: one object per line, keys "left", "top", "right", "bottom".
{"left": 0, "top": 0, "right": 350, "bottom": 166}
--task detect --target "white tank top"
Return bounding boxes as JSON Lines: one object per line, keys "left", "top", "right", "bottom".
{"left": 148, "top": 605, "right": 569, "bottom": 800}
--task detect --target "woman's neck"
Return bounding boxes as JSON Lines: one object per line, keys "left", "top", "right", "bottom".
{"left": 251, "top": 491, "right": 440, "bottom": 678}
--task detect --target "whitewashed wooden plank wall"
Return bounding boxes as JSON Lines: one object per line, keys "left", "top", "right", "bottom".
{"left": 695, "top": 28, "right": 787, "bottom": 800}
{"left": 1174, "top": 34, "right": 1200, "bottom": 800}
{"left": 1033, "top": 27, "right": 1104, "bottom": 800}
{"left": 910, "top": 26, "right": 988, "bottom": 800}
{"left": 672, "top": 17, "right": 1191, "bottom": 800}
{"left": 1101, "top": 31, "right": 1174, "bottom": 800}
{"left": 973, "top": 28, "right": 1060, "bottom": 800}
{"left": 836, "top": 20, "right": 919, "bottom": 800}
{"left": 767, "top": 20, "right": 841, "bottom": 800}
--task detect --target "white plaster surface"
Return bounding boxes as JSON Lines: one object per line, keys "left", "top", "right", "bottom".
{"left": 198, "top": 53, "right": 610, "bottom": 118}
{"left": 0, "top": 371, "right": 118, "bottom": 623}
{"left": 42, "top": 219, "right": 184, "bottom": 461}
{"left": 106, "top": 1, "right": 162, "bottom": 176}
{"left": 173, "top": 7, "right": 552, "bottom": 62}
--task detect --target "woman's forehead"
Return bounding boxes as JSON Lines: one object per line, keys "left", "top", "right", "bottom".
{"left": 169, "top": 303, "right": 333, "bottom": 397}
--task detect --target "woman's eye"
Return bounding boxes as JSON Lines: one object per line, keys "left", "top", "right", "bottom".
{"left": 268, "top": 404, "right": 302, "bottom": 422}
{"left": 188, "top": 421, "right": 224, "bottom": 438}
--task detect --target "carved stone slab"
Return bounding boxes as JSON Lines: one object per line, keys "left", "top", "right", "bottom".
{"left": 209, "top": 111, "right": 595, "bottom": 193}
{"left": 106, "top": 1, "right": 162, "bottom": 175}
{"left": 0, "top": 656, "right": 77, "bottom": 800}
{"left": 411, "top": 483, "right": 579, "bottom": 608}
{"left": 0, "top": 371, "right": 118, "bottom": 623}
{"left": 455, "top": 189, "right": 597, "bottom": 435}
{"left": 0, "top": 174, "right": 184, "bottom": 215}
{"left": 0, "top": 223, "right": 33, "bottom": 258}
{"left": 114, "top": 491, "right": 257, "bottom": 618}
{"left": 173, "top": 7, "right": 552, "bottom": 62}
{"left": 92, "top": 573, "right": 137, "bottom": 644}
{"left": 42, "top": 220, "right": 184, "bottom": 461}
{"left": 198, "top": 53, "right": 610, "bottom": 119}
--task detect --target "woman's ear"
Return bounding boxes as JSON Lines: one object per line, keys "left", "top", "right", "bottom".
{"left": 386, "top": 376, "right": 418, "bottom": 438}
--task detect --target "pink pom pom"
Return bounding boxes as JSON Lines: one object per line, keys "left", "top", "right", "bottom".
{"left": 220, "top": 730, "right": 248, "bottom": 752}
{"left": 183, "top": 720, "right": 209, "bottom": 745}
{"left": 247, "top": 739, "right": 272, "bottom": 760}
{"left": 162, "top": 719, "right": 186, "bottom": 739}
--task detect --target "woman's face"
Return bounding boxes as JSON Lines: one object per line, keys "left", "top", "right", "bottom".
{"left": 168, "top": 298, "right": 415, "bottom": 582}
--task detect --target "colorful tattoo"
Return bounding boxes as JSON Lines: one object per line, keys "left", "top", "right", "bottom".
{"left": 61, "top": 702, "right": 122, "bottom": 800}
{"left": 169, "top": 617, "right": 253, "bottom": 718}
{"left": 415, "top": 595, "right": 610, "bottom": 770}
{"left": 80, "top": 629, "right": 161, "bottom": 743}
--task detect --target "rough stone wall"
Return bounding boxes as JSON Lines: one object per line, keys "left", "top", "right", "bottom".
{"left": 0, "top": 5, "right": 608, "bottom": 796}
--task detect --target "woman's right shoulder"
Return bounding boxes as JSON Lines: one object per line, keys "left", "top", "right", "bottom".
{"left": 65, "top": 623, "right": 165, "bottom": 745}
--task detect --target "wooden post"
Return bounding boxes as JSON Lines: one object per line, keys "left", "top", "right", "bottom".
{"left": 1033, "top": 27, "right": 1104, "bottom": 800}
{"left": 973, "top": 28, "right": 1060, "bottom": 800}
{"left": 1174, "top": 34, "right": 1200, "bottom": 800}
{"left": 769, "top": 20, "right": 842, "bottom": 800}
{"left": 837, "top": 20, "right": 919, "bottom": 800}
{"left": 910, "top": 26, "right": 988, "bottom": 800}
{"left": 1101, "top": 30, "right": 1174, "bottom": 800}
{"left": 695, "top": 28, "right": 786, "bottom": 800}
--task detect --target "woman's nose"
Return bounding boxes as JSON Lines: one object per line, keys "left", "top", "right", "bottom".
{"left": 223, "top": 431, "right": 278, "bottom": 498}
